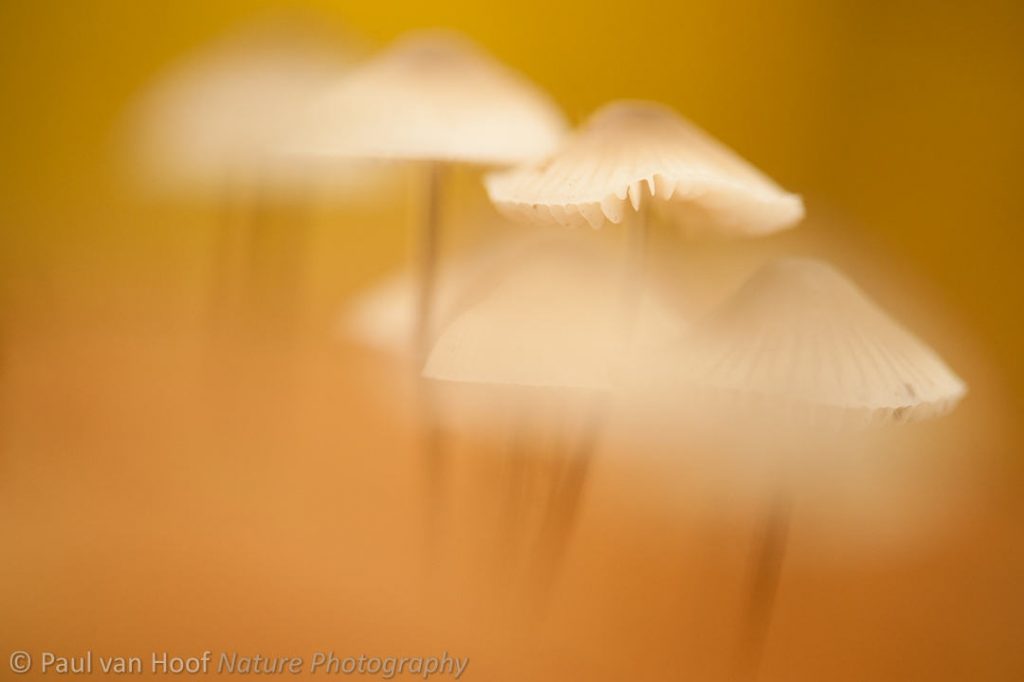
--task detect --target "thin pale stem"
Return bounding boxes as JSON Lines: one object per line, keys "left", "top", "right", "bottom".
{"left": 414, "top": 161, "right": 444, "bottom": 367}
{"left": 618, "top": 200, "right": 650, "bottom": 345}
{"left": 415, "top": 161, "right": 446, "bottom": 580}
{"left": 529, "top": 396, "right": 606, "bottom": 609}
{"left": 418, "top": 392, "right": 446, "bottom": 578}
{"left": 733, "top": 488, "right": 793, "bottom": 682}
{"left": 246, "top": 192, "right": 312, "bottom": 342}
{"left": 498, "top": 408, "right": 532, "bottom": 571}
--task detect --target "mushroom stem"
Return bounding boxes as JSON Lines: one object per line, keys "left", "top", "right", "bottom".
{"left": 208, "top": 174, "right": 311, "bottom": 341}
{"left": 529, "top": 396, "right": 605, "bottom": 609}
{"left": 497, "top": 408, "right": 532, "bottom": 574}
{"left": 618, "top": 199, "right": 650, "bottom": 344}
{"left": 415, "top": 161, "right": 447, "bottom": 577}
{"left": 414, "top": 161, "right": 445, "bottom": 366}
{"left": 418, "top": 391, "right": 446, "bottom": 578}
{"left": 246, "top": 187, "right": 313, "bottom": 340}
{"left": 733, "top": 487, "right": 793, "bottom": 682}
{"left": 498, "top": 432, "right": 526, "bottom": 567}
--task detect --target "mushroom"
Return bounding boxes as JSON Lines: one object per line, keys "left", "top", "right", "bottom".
{"left": 486, "top": 100, "right": 804, "bottom": 236}
{"left": 655, "top": 257, "right": 965, "bottom": 680}
{"left": 338, "top": 226, "right": 553, "bottom": 363}
{"left": 670, "top": 257, "right": 965, "bottom": 425}
{"left": 423, "top": 234, "right": 685, "bottom": 601}
{"left": 423, "top": 238, "right": 683, "bottom": 392}
{"left": 287, "top": 29, "right": 568, "bottom": 362}
{"left": 284, "top": 30, "right": 567, "bottom": 564}
{"left": 118, "top": 16, "right": 368, "bottom": 337}
{"left": 121, "top": 16, "right": 359, "bottom": 197}
{"left": 486, "top": 100, "right": 803, "bottom": 345}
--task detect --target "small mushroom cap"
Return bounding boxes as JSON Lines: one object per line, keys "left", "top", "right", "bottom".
{"left": 486, "top": 100, "right": 804, "bottom": 233}
{"left": 423, "top": 237, "right": 685, "bottom": 391}
{"left": 666, "top": 257, "right": 966, "bottom": 424}
{"left": 286, "top": 30, "right": 568, "bottom": 165}
{"left": 338, "top": 230, "right": 532, "bottom": 358}
{"left": 120, "top": 18, "right": 357, "bottom": 195}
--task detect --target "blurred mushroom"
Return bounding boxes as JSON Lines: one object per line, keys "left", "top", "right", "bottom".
{"left": 486, "top": 100, "right": 802, "bottom": 345}
{"left": 654, "top": 257, "right": 965, "bottom": 680}
{"left": 486, "top": 100, "right": 803, "bottom": 235}
{"left": 338, "top": 227, "right": 550, "bottom": 363}
{"left": 423, "top": 234, "right": 685, "bottom": 603}
{"left": 423, "top": 238, "right": 682, "bottom": 392}
{"left": 284, "top": 30, "right": 567, "bottom": 570}
{"left": 121, "top": 16, "right": 360, "bottom": 197}
{"left": 118, "top": 15, "right": 369, "bottom": 338}
{"left": 288, "top": 29, "right": 568, "bottom": 362}
{"left": 670, "top": 257, "right": 965, "bottom": 426}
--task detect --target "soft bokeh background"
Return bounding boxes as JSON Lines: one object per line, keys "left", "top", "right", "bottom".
{"left": 1, "top": 1, "right": 1022, "bottom": 680}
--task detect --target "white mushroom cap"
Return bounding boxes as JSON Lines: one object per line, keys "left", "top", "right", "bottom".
{"left": 120, "top": 17, "right": 358, "bottom": 195}
{"left": 422, "top": 236, "right": 685, "bottom": 391}
{"left": 667, "top": 257, "right": 966, "bottom": 425}
{"left": 338, "top": 230, "right": 534, "bottom": 359}
{"left": 286, "top": 29, "right": 568, "bottom": 165}
{"left": 486, "top": 100, "right": 805, "bottom": 233}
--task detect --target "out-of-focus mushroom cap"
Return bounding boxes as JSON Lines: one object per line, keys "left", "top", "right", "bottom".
{"left": 287, "top": 30, "right": 568, "bottom": 165}
{"left": 121, "top": 17, "right": 358, "bottom": 195}
{"left": 668, "top": 257, "right": 966, "bottom": 426}
{"left": 486, "top": 100, "right": 804, "bottom": 233}
{"left": 423, "top": 237, "right": 685, "bottom": 390}
{"left": 338, "top": 230, "right": 529, "bottom": 358}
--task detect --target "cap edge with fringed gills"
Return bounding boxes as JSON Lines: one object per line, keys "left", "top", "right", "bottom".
{"left": 486, "top": 99, "right": 804, "bottom": 232}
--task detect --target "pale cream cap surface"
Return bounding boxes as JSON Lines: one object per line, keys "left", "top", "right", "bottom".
{"left": 666, "top": 257, "right": 966, "bottom": 424}
{"left": 423, "top": 236, "right": 684, "bottom": 390}
{"left": 121, "top": 18, "right": 357, "bottom": 195}
{"left": 486, "top": 100, "right": 804, "bottom": 233}
{"left": 287, "top": 29, "right": 568, "bottom": 165}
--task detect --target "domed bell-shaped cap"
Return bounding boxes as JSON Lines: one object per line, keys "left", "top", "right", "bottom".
{"left": 286, "top": 29, "right": 568, "bottom": 165}
{"left": 121, "top": 17, "right": 357, "bottom": 195}
{"left": 423, "top": 236, "right": 684, "bottom": 391}
{"left": 667, "top": 257, "right": 966, "bottom": 426}
{"left": 486, "top": 100, "right": 804, "bottom": 233}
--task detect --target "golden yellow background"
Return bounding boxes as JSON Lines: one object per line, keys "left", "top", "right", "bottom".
{"left": 2, "top": 0, "right": 1022, "bottom": 392}
{"left": 1, "top": 1, "right": 1022, "bottom": 681}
